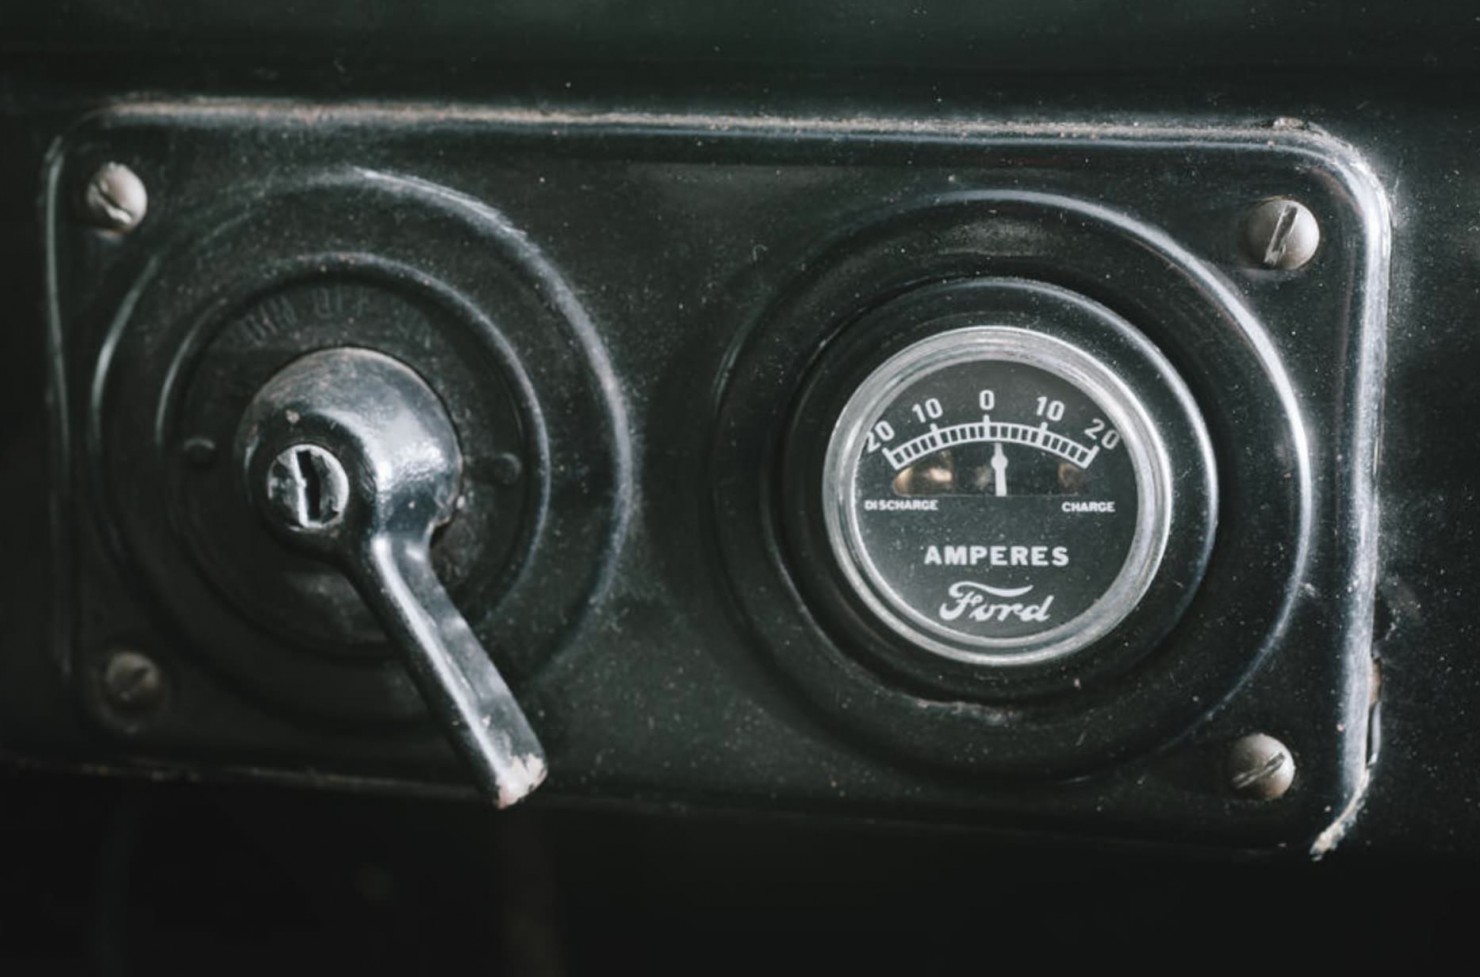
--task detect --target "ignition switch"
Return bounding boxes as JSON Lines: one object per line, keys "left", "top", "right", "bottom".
{"left": 239, "top": 348, "right": 547, "bottom": 807}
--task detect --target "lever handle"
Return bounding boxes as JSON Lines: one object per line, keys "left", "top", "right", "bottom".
{"left": 239, "top": 347, "right": 546, "bottom": 807}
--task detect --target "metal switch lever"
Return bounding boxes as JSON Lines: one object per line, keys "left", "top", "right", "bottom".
{"left": 238, "top": 347, "right": 547, "bottom": 807}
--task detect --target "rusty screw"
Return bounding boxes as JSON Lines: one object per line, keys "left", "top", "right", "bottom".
{"left": 1227, "top": 732, "right": 1296, "bottom": 800}
{"left": 101, "top": 648, "right": 166, "bottom": 717}
{"left": 1242, "top": 197, "right": 1320, "bottom": 271}
{"left": 82, "top": 162, "right": 148, "bottom": 232}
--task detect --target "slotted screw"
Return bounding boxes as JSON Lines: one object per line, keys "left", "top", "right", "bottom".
{"left": 1242, "top": 197, "right": 1320, "bottom": 270}
{"left": 82, "top": 163, "right": 148, "bottom": 232}
{"left": 1227, "top": 732, "right": 1296, "bottom": 800}
{"left": 101, "top": 648, "right": 165, "bottom": 716}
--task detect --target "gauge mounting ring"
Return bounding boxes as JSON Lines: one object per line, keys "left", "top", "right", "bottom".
{"left": 793, "top": 279, "right": 1216, "bottom": 697}
{"left": 821, "top": 323, "right": 1182, "bottom": 667}
{"left": 710, "top": 189, "right": 1311, "bottom": 777}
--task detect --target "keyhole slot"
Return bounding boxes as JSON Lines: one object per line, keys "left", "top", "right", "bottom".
{"left": 265, "top": 443, "right": 348, "bottom": 532}
{"left": 296, "top": 448, "right": 327, "bottom": 524}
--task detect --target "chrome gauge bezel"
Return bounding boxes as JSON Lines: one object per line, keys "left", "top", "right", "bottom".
{"left": 823, "top": 326, "right": 1174, "bottom": 665}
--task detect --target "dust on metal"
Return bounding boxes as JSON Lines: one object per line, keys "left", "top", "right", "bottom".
{"left": 490, "top": 452, "right": 523, "bottom": 485}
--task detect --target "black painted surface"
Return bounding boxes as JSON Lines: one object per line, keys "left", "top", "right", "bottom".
{"left": 7, "top": 0, "right": 1480, "bottom": 76}
{"left": 13, "top": 105, "right": 1380, "bottom": 855}
{"left": 0, "top": 19, "right": 1479, "bottom": 969}
{"left": 8, "top": 768, "right": 1480, "bottom": 974}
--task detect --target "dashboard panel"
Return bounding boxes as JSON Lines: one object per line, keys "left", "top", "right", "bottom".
{"left": 3, "top": 1, "right": 1480, "bottom": 969}
{"left": 13, "top": 104, "right": 1387, "bottom": 851}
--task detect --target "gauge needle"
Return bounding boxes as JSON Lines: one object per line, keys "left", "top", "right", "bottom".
{"left": 991, "top": 442, "right": 1008, "bottom": 497}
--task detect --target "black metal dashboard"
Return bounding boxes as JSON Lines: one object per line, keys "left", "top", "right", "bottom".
{"left": 5, "top": 1, "right": 1480, "bottom": 970}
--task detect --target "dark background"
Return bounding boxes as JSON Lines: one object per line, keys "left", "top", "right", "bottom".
{"left": 5, "top": 769, "right": 1477, "bottom": 974}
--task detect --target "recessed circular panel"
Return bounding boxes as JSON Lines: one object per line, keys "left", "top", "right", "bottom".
{"left": 708, "top": 189, "right": 1310, "bottom": 775}
{"left": 92, "top": 171, "right": 629, "bottom": 724}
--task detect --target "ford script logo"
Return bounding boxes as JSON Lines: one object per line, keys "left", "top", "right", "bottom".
{"left": 938, "top": 581, "right": 1055, "bottom": 624}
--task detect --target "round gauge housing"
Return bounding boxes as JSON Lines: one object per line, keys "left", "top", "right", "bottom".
{"left": 824, "top": 327, "right": 1171, "bottom": 665}
{"left": 783, "top": 278, "right": 1217, "bottom": 697}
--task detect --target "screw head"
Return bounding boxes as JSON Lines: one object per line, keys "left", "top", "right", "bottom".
{"left": 265, "top": 444, "right": 351, "bottom": 532}
{"left": 101, "top": 649, "right": 166, "bottom": 716}
{"left": 181, "top": 435, "right": 219, "bottom": 469}
{"left": 1243, "top": 197, "right": 1320, "bottom": 270}
{"left": 490, "top": 452, "right": 523, "bottom": 486}
{"left": 1227, "top": 732, "right": 1296, "bottom": 800}
{"left": 82, "top": 163, "right": 148, "bottom": 232}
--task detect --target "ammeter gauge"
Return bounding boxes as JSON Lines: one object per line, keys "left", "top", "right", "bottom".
{"left": 825, "top": 327, "right": 1170, "bottom": 664}
{"left": 804, "top": 279, "right": 1217, "bottom": 674}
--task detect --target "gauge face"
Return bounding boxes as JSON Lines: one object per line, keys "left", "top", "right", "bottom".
{"left": 823, "top": 326, "right": 1173, "bottom": 665}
